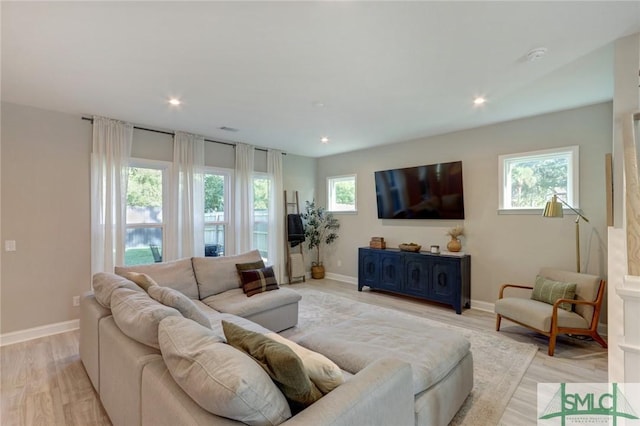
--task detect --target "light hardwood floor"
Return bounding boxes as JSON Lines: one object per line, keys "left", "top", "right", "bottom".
{"left": 0, "top": 278, "right": 607, "bottom": 426}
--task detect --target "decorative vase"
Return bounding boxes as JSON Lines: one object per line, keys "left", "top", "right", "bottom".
{"left": 311, "top": 264, "right": 325, "bottom": 279}
{"left": 447, "top": 237, "right": 462, "bottom": 252}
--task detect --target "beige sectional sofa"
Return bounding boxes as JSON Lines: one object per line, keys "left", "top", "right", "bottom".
{"left": 79, "top": 250, "right": 416, "bottom": 426}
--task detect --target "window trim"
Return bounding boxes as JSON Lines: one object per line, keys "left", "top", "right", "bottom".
{"left": 327, "top": 174, "right": 357, "bottom": 213}
{"left": 498, "top": 146, "right": 579, "bottom": 215}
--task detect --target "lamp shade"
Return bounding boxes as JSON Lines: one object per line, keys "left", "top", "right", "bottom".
{"left": 542, "top": 195, "right": 563, "bottom": 218}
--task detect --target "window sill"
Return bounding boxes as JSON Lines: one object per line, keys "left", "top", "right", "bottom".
{"left": 497, "top": 208, "right": 581, "bottom": 216}
{"left": 328, "top": 210, "right": 358, "bottom": 215}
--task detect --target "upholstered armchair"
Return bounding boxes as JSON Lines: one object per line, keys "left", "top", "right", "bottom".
{"left": 495, "top": 267, "right": 607, "bottom": 356}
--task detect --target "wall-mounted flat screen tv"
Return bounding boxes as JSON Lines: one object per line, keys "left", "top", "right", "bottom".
{"left": 374, "top": 161, "right": 464, "bottom": 219}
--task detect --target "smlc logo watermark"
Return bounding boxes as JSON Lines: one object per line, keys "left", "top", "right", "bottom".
{"left": 538, "top": 383, "right": 640, "bottom": 425}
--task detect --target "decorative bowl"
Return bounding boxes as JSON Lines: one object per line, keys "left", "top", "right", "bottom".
{"left": 399, "top": 243, "right": 421, "bottom": 252}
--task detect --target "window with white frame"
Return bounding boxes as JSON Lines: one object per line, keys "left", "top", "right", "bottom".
{"left": 253, "top": 174, "right": 271, "bottom": 262}
{"left": 125, "top": 161, "right": 169, "bottom": 265}
{"left": 498, "top": 146, "right": 579, "bottom": 213}
{"left": 327, "top": 174, "right": 357, "bottom": 212}
{"left": 204, "top": 169, "right": 232, "bottom": 257}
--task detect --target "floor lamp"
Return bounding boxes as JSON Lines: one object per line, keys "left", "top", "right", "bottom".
{"left": 542, "top": 194, "right": 589, "bottom": 273}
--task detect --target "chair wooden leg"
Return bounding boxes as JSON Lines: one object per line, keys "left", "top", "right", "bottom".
{"left": 591, "top": 332, "right": 608, "bottom": 349}
{"left": 495, "top": 314, "right": 502, "bottom": 331}
{"left": 548, "top": 332, "right": 557, "bottom": 356}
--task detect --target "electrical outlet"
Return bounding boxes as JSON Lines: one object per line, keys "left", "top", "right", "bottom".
{"left": 73, "top": 296, "right": 80, "bottom": 307}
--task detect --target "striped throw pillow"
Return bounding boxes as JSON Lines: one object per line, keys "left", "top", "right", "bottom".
{"left": 240, "top": 266, "right": 279, "bottom": 297}
{"left": 531, "top": 275, "right": 577, "bottom": 311}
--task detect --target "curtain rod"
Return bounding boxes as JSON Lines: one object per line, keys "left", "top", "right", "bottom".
{"left": 81, "top": 116, "right": 283, "bottom": 154}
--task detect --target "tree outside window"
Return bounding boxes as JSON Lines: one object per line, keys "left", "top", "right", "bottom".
{"left": 499, "top": 146, "right": 578, "bottom": 212}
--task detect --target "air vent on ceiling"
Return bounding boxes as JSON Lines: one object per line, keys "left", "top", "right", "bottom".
{"left": 219, "top": 126, "right": 239, "bottom": 132}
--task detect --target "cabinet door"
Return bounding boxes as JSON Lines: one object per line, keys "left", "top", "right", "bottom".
{"left": 358, "top": 250, "right": 380, "bottom": 289}
{"left": 379, "top": 253, "right": 402, "bottom": 291}
{"left": 404, "top": 255, "right": 428, "bottom": 297}
{"left": 428, "top": 259, "right": 459, "bottom": 303}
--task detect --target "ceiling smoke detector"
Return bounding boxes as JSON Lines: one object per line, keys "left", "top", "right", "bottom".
{"left": 526, "top": 47, "right": 548, "bottom": 62}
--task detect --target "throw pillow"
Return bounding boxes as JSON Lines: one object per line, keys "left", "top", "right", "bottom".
{"left": 265, "top": 332, "right": 344, "bottom": 394}
{"left": 159, "top": 316, "right": 291, "bottom": 426}
{"left": 121, "top": 271, "right": 159, "bottom": 292}
{"left": 531, "top": 275, "right": 577, "bottom": 311}
{"left": 92, "top": 272, "right": 144, "bottom": 308}
{"left": 147, "top": 285, "right": 211, "bottom": 329}
{"left": 239, "top": 266, "right": 279, "bottom": 297}
{"left": 110, "top": 287, "right": 182, "bottom": 349}
{"left": 236, "top": 260, "right": 266, "bottom": 274}
{"left": 222, "top": 320, "right": 323, "bottom": 408}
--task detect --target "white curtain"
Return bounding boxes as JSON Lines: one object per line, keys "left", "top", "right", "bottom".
{"left": 166, "top": 131, "right": 205, "bottom": 260}
{"left": 267, "top": 149, "right": 285, "bottom": 283}
{"left": 91, "top": 116, "right": 133, "bottom": 274}
{"left": 235, "top": 143, "right": 255, "bottom": 254}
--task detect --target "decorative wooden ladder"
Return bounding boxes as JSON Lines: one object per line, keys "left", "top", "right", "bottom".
{"left": 284, "top": 190, "right": 306, "bottom": 283}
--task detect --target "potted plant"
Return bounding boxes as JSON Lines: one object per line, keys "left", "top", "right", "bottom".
{"left": 301, "top": 200, "right": 340, "bottom": 279}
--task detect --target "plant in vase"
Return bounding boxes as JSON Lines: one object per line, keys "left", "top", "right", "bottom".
{"left": 446, "top": 226, "right": 464, "bottom": 252}
{"left": 301, "top": 200, "right": 340, "bottom": 279}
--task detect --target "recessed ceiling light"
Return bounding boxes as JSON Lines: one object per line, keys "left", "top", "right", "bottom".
{"left": 312, "top": 101, "right": 325, "bottom": 108}
{"left": 320, "top": 136, "right": 330, "bottom": 144}
{"left": 473, "top": 97, "right": 486, "bottom": 106}
{"left": 168, "top": 98, "right": 181, "bottom": 106}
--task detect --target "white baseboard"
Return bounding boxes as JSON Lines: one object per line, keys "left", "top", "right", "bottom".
{"left": 324, "top": 272, "right": 358, "bottom": 285}
{"left": 470, "top": 300, "right": 495, "bottom": 313}
{"left": 0, "top": 319, "right": 79, "bottom": 347}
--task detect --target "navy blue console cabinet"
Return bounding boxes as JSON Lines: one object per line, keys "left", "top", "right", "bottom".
{"left": 358, "top": 247, "right": 471, "bottom": 314}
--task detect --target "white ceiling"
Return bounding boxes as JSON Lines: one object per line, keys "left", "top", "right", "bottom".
{"left": 2, "top": 1, "right": 639, "bottom": 158}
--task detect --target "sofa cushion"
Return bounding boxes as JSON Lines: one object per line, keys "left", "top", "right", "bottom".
{"left": 158, "top": 316, "right": 291, "bottom": 426}
{"left": 192, "top": 250, "right": 263, "bottom": 299}
{"left": 148, "top": 285, "right": 211, "bottom": 328}
{"left": 240, "top": 266, "right": 280, "bottom": 297}
{"left": 265, "top": 332, "right": 344, "bottom": 394}
{"left": 495, "top": 297, "right": 590, "bottom": 331}
{"left": 202, "top": 287, "right": 301, "bottom": 318}
{"left": 111, "top": 287, "right": 182, "bottom": 349}
{"left": 115, "top": 258, "right": 199, "bottom": 299}
{"left": 120, "top": 271, "right": 158, "bottom": 292}
{"left": 531, "top": 275, "right": 577, "bottom": 311}
{"left": 294, "top": 311, "right": 471, "bottom": 395}
{"left": 222, "top": 320, "right": 323, "bottom": 408}
{"left": 92, "top": 272, "right": 144, "bottom": 308}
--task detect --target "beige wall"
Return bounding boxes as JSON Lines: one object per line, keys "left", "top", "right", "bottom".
{"left": 0, "top": 102, "right": 317, "bottom": 334}
{"left": 316, "top": 102, "right": 612, "bottom": 305}
{"left": 1, "top": 102, "right": 93, "bottom": 333}
{"left": 0, "top": 100, "right": 612, "bottom": 333}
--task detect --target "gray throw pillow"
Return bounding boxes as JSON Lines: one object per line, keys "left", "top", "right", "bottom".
{"left": 147, "top": 285, "right": 211, "bottom": 329}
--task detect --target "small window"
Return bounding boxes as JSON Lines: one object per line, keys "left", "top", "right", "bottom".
{"left": 327, "top": 174, "right": 357, "bottom": 212}
{"left": 498, "top": 146, "right": 579, "bottom": 214}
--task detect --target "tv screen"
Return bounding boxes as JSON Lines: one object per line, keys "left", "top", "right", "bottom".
{"left": 374, "top": 161, "right": 464, "bottom": 219}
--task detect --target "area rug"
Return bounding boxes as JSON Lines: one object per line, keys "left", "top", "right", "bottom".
{"left": 280, "top": 288, "right": 537, "bottom": 426}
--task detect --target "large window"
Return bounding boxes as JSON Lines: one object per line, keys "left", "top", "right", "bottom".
{"left": 125, "top": 161, "right": 169, "bottom": 265}
{"left": 204, "top": 169, "right": 231, "bottom": 257}
{"left": 498, "top": 146, "right": 579, "bottom": 213}
{"left": 327, "top": 174, "right": 357, "bottom": 212}
{"left": 253, "top": 175, "right": 271, "bottom": 261}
